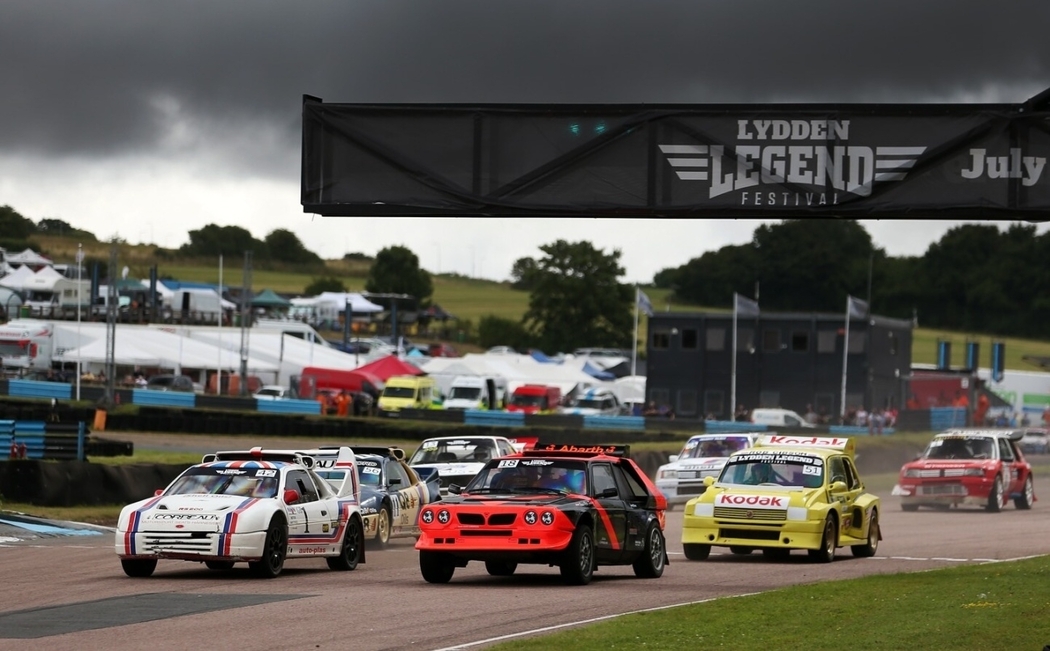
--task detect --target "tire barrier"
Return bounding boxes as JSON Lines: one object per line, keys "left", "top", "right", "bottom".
{"left": 0, "top": 460, "right": 187, "bottom": 507}
{"left": 1, "top": 421, "right": 94, "bottom": 461}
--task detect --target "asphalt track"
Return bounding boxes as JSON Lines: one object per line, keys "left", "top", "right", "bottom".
{"left": 1, "top": 475, "right": 1048, "bottom": 651}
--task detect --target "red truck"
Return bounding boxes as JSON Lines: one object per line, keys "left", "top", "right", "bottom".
{"left": 505, "top": 384, "right": 562, "bottom": 415}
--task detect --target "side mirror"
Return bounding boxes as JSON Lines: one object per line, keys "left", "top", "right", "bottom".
{"left": 829, "top": 481, "right": 847, "bottom": 493}
{"left": 668, "top": 455, "right": 680, "bottom": 463}
{"left": 448, "top": 484, "right": 462, "bottom": 494}
{"left": 703, "top": 476, "right": 716, "bottom": 487}
{"left": 283, "top": 489, "right": 301, "bottom": 504}
{"left": 388, "top": 477, "right": 402, "bottom": 486}
{"left": 599, "top": 487, "right": 618, "bottom": 499}
{"left": 154, "top": 489, "right": 164, "bottom": 496}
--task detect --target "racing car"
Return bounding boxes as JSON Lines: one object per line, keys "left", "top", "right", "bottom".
{"left": 341, "top": 446, "right": 440, "bottom": 547}
{"left": 682, "top": 435, "right": 881, "bottom": 563}
{"left": 655, "top": 433, "right": 761, "bottom": 508}
{"left": 408, "top": 435, "right": 535, "bottom": 495}
{"left": 115, "top": 446, "right": 366, "bottom": 578}
{"left": 894, "top": 428, "right": 1036, "bottom": 512}
{"left": 415, "top": 443, "right": 668, "bottom": 585}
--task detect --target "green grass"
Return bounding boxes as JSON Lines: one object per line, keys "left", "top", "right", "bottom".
{"left": 491, "top": 555, "right": 1050, "bottom": 651}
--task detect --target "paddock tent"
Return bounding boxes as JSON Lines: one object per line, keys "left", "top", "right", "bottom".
{"left": 354, "top": 354, "right": 425, "bottom": 381}
{"left": 191, "top": 330, "right": 369, "bottom": 387}
{"left": 421, "top": 352, "right": 608, "bottom": 397}
{"left": 0, "top": 265, "right": 35, "bottom": 291}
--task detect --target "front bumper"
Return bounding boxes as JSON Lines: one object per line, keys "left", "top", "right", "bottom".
{"left": 682, "top": 514, "right": 825, "bottom": 551}
{"left": 115, "top": 529, "right": 267, "bottom": 561}
{"left": 896, "top": 477, "right": 996, "bottom": 507}
{"left": 416, "top": 526, "right": 574, "bottom": 554}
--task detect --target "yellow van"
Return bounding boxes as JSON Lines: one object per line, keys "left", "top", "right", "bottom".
{"left": 378, "top": 375, "right": 438, "bottom": 415}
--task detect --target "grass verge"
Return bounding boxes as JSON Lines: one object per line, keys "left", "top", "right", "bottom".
{"left": 491, "top": 555, "right": 1050, "bottom": 651}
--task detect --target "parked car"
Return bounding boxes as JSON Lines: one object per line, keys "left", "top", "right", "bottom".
{"left": 559, "top": 387, "right": 626, "bottom": 416}
{"left": 114, "top": 446, "right": 365, "bottom": 578}
{"left": 253, "top": 385, "right": 290, "bottom": 400}
{"left": 145, "top": 374, "right": 201, "bottom": 393}
{"left": 682, "top": 435, "right": 881, "bottom": 562}
{"left": 895, "top": 428, "right": 1036, "bottom": 512}
{"left": 750, "top": 408, "right": 816, "bottom": 428}
{"left": 415, "top": 443, "right": 667, "bottom": 585}
{"left": 1018, "top": 427, "right": 1049, "bottom": 455}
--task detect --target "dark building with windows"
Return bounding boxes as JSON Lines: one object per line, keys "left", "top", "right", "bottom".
{"left": 645, "top": 311, "right": 913, "bottom": 420}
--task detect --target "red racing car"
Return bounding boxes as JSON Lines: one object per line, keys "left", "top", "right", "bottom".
{"left": 895, "top": 428, "right": 1036, "bottom": 512}
{"left": 415, "top": 444, "right": 668, "bottom": 585}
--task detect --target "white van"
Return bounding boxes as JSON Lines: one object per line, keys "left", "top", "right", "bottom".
{"left": 750, "top": 408, "right": 816, "bottom": 428}
{"left": 443, "top": 375, "right": 507, "bottom": 410}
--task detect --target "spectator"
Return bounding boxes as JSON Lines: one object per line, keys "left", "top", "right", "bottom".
{"left": 733, "top": 404, "right": 750, "bottom": 422}
{"left": 642, "top": 401, "right": 659, "bottom": 417}
{"left": 868, "top": 408, "right": 884, "bottom": 435}
{"left": 855, "top": 407, "right": 868, "bottom": 428}
{"left": 1043, "top": 405, "right": 1050, "bottom": 428}
{"left": 974, "top": 393, "right": 990, "bottom": 427}
{"left": 803, "top": 404, "right": 819, "bottom": 425}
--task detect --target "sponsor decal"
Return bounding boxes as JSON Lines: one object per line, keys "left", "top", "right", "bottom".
{"left": 715, "top": 494, "right": 787, "bottom": 509}
{"left": 765, "top": 436, "right": 847, "bottom": 448}
{"left": 322, "top": 523, "right": 330, "bottom": 533}
{"left": 148, "top": 513, "right": 220, "bottom": 521}
{"left": 362, "top": 466, "right": 381, "bottom": 475}
{"left": 215, "top": 469, "right": 247, "bottom": 475}
{"left": 732, "top": 452, "right": 822, "bottom": 466}
{"left": 497, "top": 459, "right": 519, "bottom": 468}
{"left": 255, "top": 469, "right": 277, "bottom": 477}
{"left": 520, "top": 460, "right": 553, "bottom": 467}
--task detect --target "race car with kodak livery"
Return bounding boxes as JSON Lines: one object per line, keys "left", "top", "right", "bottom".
{"left": 115, "top": 446, "right": 365, "bottom": 578}
{"left": 894, "top": 428, "right": 1035, "bottom": 512}
{"left": 415, "top": 443, "right": 668, "bottom": 585}
{"left": 682, "top": 436, "right": 880, "bottom": 563}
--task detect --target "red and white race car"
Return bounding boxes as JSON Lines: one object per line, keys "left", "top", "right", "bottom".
{"left": 894, "top": 429, "right": 1036, "bottom": 512}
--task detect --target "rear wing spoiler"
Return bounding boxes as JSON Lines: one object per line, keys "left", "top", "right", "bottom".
{"left": 510, "top": 436, "right": 539, "bottom": 452}
{"left": 526, "top": 443, "right": 631, "bottom": 458}
{"left": 203, "top": 446, "right": 319, "bottom": 468}
{"left": 754, "top": 435, "right": 855, "bottom": 457}
{"left": 332, "top": 445, "right": 406, "bottom": 460}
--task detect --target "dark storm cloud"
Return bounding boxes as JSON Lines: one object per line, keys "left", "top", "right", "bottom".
{"left": 3, "top": 0, "right": 1048, "bottom": 178}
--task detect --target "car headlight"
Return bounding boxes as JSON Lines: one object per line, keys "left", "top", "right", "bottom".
{"left": 658, "top": 468, "right": 678, "bottom": 480}
{"left": 693, "top": 502, "right": 714, "bottom": 517}
{"left": 787, "top": 507, "right": 808, "bottom": 521}
{"left": 524, "top": 510, "right": 537, "bottom": 525}
{"left": 963, "top": 468, "right": 986, "bottom": 476}
{"left": 903, "top": 468, "right": 921, "bottom": 478}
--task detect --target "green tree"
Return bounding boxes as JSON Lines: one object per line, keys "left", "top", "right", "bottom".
{"left": 0, "top": 205, "right": 36, "bottom": 241}
{"left": 36, "top": 218, "right": 98, "bottom": 241}
{"left": 522, "top": 240, "right": 632, "bottom": 353}
{"left": 365, "top": 246, "right": 433, "bottom": 300}
{"left": 304, "top": 276, "right": 346, "bottom": 295}
{"left": 510, "top": 256, "right": 540, "bottom": 291}
{"left": 180, "top": 224, "right": 265, "bottom": 257}
{"left": 478, "top": 315, "right": 534, "bottom": 351}
{"left": 264, "top": 229, "right": 322, "bottom": 265}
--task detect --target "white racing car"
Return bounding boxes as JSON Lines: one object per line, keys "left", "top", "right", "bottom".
{"left": 407, "top": 435, "right": 535, "bottom": 494}
{"left": 115, "top": 446, "right": 366, "bottom": 578}
{"left": 655, "top": 433, "right": 761, "bottom": 508}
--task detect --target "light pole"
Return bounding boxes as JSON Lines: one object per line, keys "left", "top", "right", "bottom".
{"left": 76, "top": 244, "right": 84, "bottom": 401}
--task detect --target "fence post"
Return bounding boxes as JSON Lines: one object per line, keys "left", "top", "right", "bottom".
{"left": 77, "top": 421, "right": 85, "bottom": 461}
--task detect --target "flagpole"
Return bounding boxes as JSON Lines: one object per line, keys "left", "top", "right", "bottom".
{"left": 631, "top": 286, "right": 639, "bottom": 377}
{"left": 840, "top": 296, "right": 851, "bottom": 422}
{"left": 731, "top": 293, "right": 738, "bottom": 420}
{"left": 216, "top": 254, "right": 222, "bottom": 395}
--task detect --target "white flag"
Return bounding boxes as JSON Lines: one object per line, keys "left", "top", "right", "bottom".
{"left": 847, "top": 295, "right": 869, "bottom": 319}
{"left": 734, "top": 292, "right": 759, "bottom": 317}
{"left": 637, "top": 289, "right": 654, "bottom": 317}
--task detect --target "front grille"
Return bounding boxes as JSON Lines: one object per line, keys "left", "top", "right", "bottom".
{"left": 719, "top": 528, "right": 780, "bottom": 541}
{"left": 488, "top": 514, "right": 516, "bottom": 526}
{"left": 142, "top": 532, "right": 217, "bottom": 553}
{"left": 679, "top": 484, "right": 708, "bottom": 496}
{"left": 457, "top": 513, "right": 485, "bottom": 525}
{"left": 461, "top": 530, "right": 513, "bottom": 537}
{"left": 921, "top": 484, "right": 966, "bottom": 495}
{"left": 714, "top": 507, "right": 786, "bottom": 521}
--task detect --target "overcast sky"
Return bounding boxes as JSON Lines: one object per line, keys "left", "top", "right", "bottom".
{"left": 3, "top": 1, "right": 1049, "bottom": 284}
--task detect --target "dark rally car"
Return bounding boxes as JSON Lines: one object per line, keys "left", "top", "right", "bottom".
{"left": 414, "top": 444, "right": 668, "bottom": 585}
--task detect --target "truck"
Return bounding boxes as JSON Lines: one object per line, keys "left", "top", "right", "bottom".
{"left": 443, "top": 375, "right": 507, "bottom": 411}
{"left": 505, "top": 384, "right": 562, "bottom": 415}
{"left": 0, "top": 321, "right": 54, "bottom": 371}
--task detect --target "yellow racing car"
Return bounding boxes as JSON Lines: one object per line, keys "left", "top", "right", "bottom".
{"left": 682, "top": 435, "right": 880, "bottom": 562}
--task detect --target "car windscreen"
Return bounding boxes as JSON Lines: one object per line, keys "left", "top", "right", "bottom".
{"left": 679, "top": 436, "right": 751, "bottom": 459}
{"left": 467, "top": 458, "right": 587, "bottom": 494}
{"left": 923, "top": 436, "right": 995, "bottom": 460}
{"left": 166, "top": 466, "right": 279, "bottom": 498}
{"left": 718, "top": 451, "right": 824, "bottom": 488}
{"left": 448, "top": 387, "right": 481, "bottom": 400}
{"left": 382, "top": 386, "right": 416, "bottom": 399}
{"left": 509, "top": 394, "right": 544, "bottom": 407}
{"left": 409, "top": 438, "right": 497, "bottom": 464}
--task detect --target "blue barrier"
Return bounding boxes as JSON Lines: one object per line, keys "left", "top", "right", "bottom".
{"left": 8, "top": 380, "right": 71, "bottom": 401}
{"left": 583, "top": 415, "right": 645, "bottom": 431}
{"left": 256, "top": 399, "right": 321, "bottom": 415}
{"left": 704, "top": 420, "right": 770, "bottom": 433}
{"left": 131, "top": 389, "right": 197, "bottom": 409}
{"left": 929, "top": 407, "right": 968, "bottom": 431}
{"left": 464, "top": 411, "right": 526, "bottom": 428}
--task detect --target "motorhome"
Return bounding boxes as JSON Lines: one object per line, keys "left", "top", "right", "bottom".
{"left": 443, "top": 375, "right": 507, "bottom": 411}
{"left": 505, "top": 384, "right": 561, "bottom": 415}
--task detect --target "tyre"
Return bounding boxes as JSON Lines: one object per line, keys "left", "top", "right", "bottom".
{"left": 205, "top": 561, "right": 235, "bottom": 571}
{"left": 249, "top": 516, "right": 288, "bottom": 578}
{"left": 632, "top": 525, "right": 666, "bottom": 578}
{"left": 851, "top": 510, "right": 879, "bottom": 558}
{"left": 485, "top": 561, "right": 518, "bottom": 576}
{"left": 900, "top": 503, "right": 919, "bottom": 512}
{"left": 373, "top": 504, "right": 392, "bottom": 548}
{"left": 559, "top": 524, "right": 595, "bottom": 585}
{"left": 327, "top": 516, "right": 364, "bottom": 571}
{"left": 729, "top": 546, "right": 754, "bottom": 555}
{"left": 808, "top": 517, "right": 837, "bottom": 563}
{"left": 1014, "top": 475, "right": 1035, "bottom": 510}
{"left": 121, "top": 558, "right": 157, "bottom": 578}
{"left": 682, "top": 543, "right": 711, "bottom": 561}
{"left": 985, "top": 474, "right": 1007, "bottom": 513}
{"left": 419, "top": 551, "right": 455, "bottom": 583}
